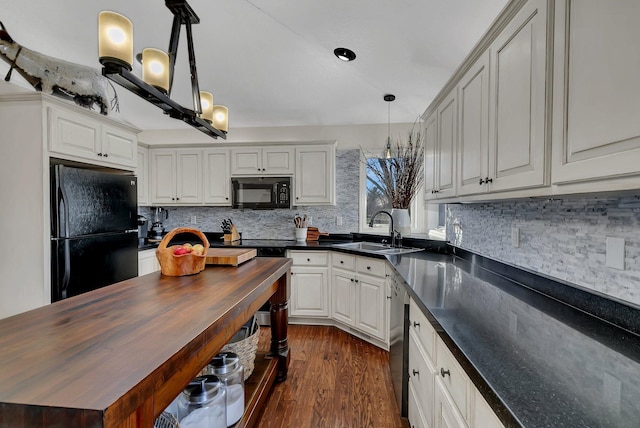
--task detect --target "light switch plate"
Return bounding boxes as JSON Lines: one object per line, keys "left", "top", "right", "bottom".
{"left": 606, "top": 237, "right": 625, "bottom": 270}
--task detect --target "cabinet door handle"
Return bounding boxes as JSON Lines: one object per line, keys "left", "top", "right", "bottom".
{"left": 340, "top": 260, "right": 344, "bottom": 264}
{"left": 386, "top": 296, "right": 391, "bottom": 300}
{"left": 479, "top": 178, "right": 485, "bottom": 185}
{"left": 413, "top": 321, "right": 420, "bottom": 328}
{"left": 355, "top": 279, "right": 359, "bottom": 283}
{"left": 103, "top": 153, "right": 109, "bottom": 158}
{"left": 366, "top": 266, "right": 371, "bottom": 270}
{"left": 412, "top": 369, "right": 419, "bottom": 377}
{"left": 481, "top": 177, "right": 493, "bottom": 184}
{"left": 97, "top": 152, "right": 103, "bottom": 157}
{"left": 350, "top": 278, "right": 354, "bottom": 282}
{"left": 440, "top": 368, "right": 451, "bottom": 378}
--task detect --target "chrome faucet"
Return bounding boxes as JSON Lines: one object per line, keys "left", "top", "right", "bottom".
{"left": 369, "top": 210, "right": 399, "bottom": 247}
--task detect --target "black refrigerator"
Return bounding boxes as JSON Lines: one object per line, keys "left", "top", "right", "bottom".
{"left": 50, "top": 164, "right": 138, "bottom": 302}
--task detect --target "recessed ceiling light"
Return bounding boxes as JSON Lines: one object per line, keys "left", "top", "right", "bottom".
{"left": 334, "top": 47, "right": 356, "bottom": 62}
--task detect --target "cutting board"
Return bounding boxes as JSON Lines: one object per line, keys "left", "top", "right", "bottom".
{"left": 205, "top": 248, "right": 257, "bottom": 266}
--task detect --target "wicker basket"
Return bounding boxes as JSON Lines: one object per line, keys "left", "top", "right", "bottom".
{"left": 156, "top": 227, "right": 210, "bottom": 276}
{"left": 221, "top": 323, "right": 260, "bottom": 381}
{"left": 154, "top": 411, "right": 179, "bottom": 428}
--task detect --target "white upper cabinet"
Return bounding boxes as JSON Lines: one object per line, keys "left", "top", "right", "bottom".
{"left": 137, "top": 146, "right": 149, "bottom": 206}
{"left": 48, "top": 106, "right": 137, "bottom": 170}
{"left": 487, "top": 0, "right": 549, "bottom": 192}
{"left": 457, "top": 52, "right": 490, "bottom": 196}
{"left": 203, "top": 148, "right": 231, "bottom": 205}
{"left": 294, "top": 144, "right": 336, "bottom": 206}
{"left": 551, "top": 0, "right": 640, "bottom": 185}
{"left": 425, "top": 89, "right": 457, "bottom": 200}
{"left": 230, "top": 147, "right": 294, "bottom": 175}
{"left": 424, "top": 112, "right": 437, "bottom": 200}
{"left": 150, "top": 149, "right": 203, "bottom": 205}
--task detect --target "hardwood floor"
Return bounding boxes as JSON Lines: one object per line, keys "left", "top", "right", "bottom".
{"left": 255, "top": 325, "right": 405, "bottom": 428}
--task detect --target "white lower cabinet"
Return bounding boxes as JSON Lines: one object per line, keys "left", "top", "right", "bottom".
{"left": 434, "top": 378, "right": 468, "bottom": 428}
{"left": 409, "top": 328, "right": 435, "bottom": 428}
{"left": 409, "top": 298, "right": 504, "bottom": 428}
{"left": 287, "top": 251, "right": 330, "bottom": 318}
{"left": 331, "top": 254, "right": 387, "bottom": 342}
{"left": 138, "top": 249, "right": 160, "bottom": 276}
{"left": 409, "top": 380, "right": 430, "bottom": 428}
{"left": 473, "top": 389, "right": 504, "bottom": 428}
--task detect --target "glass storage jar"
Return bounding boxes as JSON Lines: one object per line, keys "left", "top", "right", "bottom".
{"left": 206, "top": 352, "right": 245, "bottom": 427}
{"left": 177, "top": 375, "right": 226, "bottom": 428}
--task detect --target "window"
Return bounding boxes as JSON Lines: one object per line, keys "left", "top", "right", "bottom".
{"left": 359, "top": 154, "right": 425, "bottom": 234}
{"left": 365, "top": 157, "right": 392, "bottom": 225}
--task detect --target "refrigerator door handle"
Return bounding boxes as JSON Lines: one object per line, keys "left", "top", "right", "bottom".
{"left": 61, "top": 239, "right": 71, "bottom": 300}
{"left": 53, "top": 166, "right": 71, "bottom": 238}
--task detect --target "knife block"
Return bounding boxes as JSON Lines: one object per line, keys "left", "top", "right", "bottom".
{"left": 224, "top": 225, "right": 241, "bottom": 242}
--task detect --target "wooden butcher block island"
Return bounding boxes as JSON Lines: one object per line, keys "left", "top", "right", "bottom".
{"left": 0, "top": 257, "right": 291, "bottom": 428}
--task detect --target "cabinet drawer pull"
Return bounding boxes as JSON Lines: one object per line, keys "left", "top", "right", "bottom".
{"left": 366, "top": 266, "right": 371, "bottom": 270}
{"left": 307, "top": 258, "right": 311, "bottom": 262}
{"left": 440, "top": 368, "right": 451, "bottom": 378}
{"left": 413, "top": 321, "right": 420, "bottom": 328}
{"left": 412, "top": 369, "right": 419, "bottom": 377}
{"left": 340, "top": 260, "right": 344, "bottom": 264}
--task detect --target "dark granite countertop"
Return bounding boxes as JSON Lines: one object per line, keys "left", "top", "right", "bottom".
{"left": 388, "top": 251, "right": 640, "bottom": 428}
{"left": 137, "top": 231, "right": 640, "bottom": 427}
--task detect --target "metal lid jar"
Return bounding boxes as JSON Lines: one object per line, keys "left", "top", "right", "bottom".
{"left": 206, "top": 352, "right": 245, "bottom": 427}
{"left": 177, "top": 375, "right": 227, "bottom": 428}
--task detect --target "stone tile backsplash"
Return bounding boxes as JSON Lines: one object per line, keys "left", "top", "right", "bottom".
{"left": 140, "top": 149, "right": 360, "bottom": 240}
{"left": 446, "top": 195, "right": 640, "bottom": 307}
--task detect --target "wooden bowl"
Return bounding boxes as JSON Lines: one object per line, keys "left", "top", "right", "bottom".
{"left": 156, "top": 227, "right": 210, "bottom": 276}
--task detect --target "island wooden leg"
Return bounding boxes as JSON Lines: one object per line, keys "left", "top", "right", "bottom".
{"left": 269, "top": 270, "right": 290, "bottom": 382}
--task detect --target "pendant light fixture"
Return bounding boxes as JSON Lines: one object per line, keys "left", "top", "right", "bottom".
{"left": 98, "top": 0, "right": 228, "bottom": 139}
{"left": 384, "top": 94, "right": 396, "bottom": 159}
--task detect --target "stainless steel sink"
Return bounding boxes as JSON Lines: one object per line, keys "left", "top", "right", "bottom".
{"left": 333, "top": 242, "right": 423, "bottom": 255}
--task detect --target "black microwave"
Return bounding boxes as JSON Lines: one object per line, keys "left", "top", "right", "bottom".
{"left": 231, "top": 177, "right": 291, "bottom": 209}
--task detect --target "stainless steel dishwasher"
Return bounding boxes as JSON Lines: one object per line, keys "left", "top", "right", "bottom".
{"left": 389, "top": 275, "right": 409, "bottom": 417}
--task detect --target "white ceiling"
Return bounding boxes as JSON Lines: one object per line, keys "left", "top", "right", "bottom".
{"left": 0, "top": 0, "right": 508, "bottom": 132}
